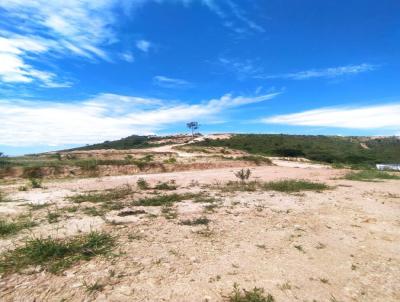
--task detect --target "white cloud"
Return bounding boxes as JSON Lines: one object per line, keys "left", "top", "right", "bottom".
{"left": 153, "top": 75, "right": 191, "bottom": 88}
{"left": 262, "top": 103, "right": 400, "bottom": 129}
{"left": 0, "top": 91, "right": 279, "bottom": 146}
{"left": 0, "top": 0, "right": 264, "bottom": 86}
{"left": 0, "top": 0, "right": 118, "bottom": 86}
{"left": 136, "top": 40, "right": 151, "bottom": 53}
{"left": 218, "top": 57, "right": 261, "bottom": 79}
{"left": 200, "top": 0, "right": 264, "bottom": 33}
{"left": 120, "top": 52, "right": 135, "bottom": 63}
{"left": 263, "top": 64, "right": 377, "bottom": 80}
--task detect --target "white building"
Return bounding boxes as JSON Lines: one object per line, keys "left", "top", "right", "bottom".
{"left": 376, "top": 164, "right": 400, "bottom": 171}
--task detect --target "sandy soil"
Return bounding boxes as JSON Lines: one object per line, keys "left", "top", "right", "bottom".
{"left": 0, "top": 153, "right": 399, "bottom": 301}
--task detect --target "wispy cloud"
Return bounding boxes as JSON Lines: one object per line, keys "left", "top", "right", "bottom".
{"left": 153, "top": 75, "right": 192, "bottom": 88}
{"left": 262, "top": 103, "right": 400, "bottom": 129}
{"left": 262, "top": 64, "right": 377, "bottom": 80}
{"left": 218, "top": 57, "right": 262, "bottom": 79}
{"left": 0, "top": 91, "right": 280, "bottom": 146}
{"left": 0, "top": 0, "right": 118, "bottom": 86}
{"left": 136, "top": 40, "right": 152, "bottom": 53}
{"left": 201, "top": 0, "right": 264, "bottom": 33}
{"left": 120, "top": 52, "right": 135, "bottom": 63}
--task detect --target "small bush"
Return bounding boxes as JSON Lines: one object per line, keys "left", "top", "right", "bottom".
{"left": 163, "top": 157, "right": 177, "bottom": 164}
{"left": 0, "top": 231, "right": 114, "bottom": 274}
{"left": 29, "top": 178, "right": 42, "bottom": 188}
{"left": 137, "top": 178, "right": 149, "bottom": 190}
{"left": 84, "top": 280, "right": 105, "bottom": 293}
{"left": 180, "top": 217, "right": 210, "bottom": 226}
{"left": 262, "top": 180, "right": 329, "bottom": 192}
{"left": 229, "top": 284, "right": 275, "bottom": 302}
{"left": 154, "top": 181, "right": 177, "bottom": 190}
{"left": 47, "top": 211, "right": 61, "bottom": 224}
{"left": 83, "top": 207, "right": 105, "bottom": 217}
{"left": 161, "top": 206, "right": 178, "bottom": 219}
{"left": 234, "top": 169, "right": 251, "bottom": 182}
{"left": 344, "top": 170, "right": 400, "bottom": 181}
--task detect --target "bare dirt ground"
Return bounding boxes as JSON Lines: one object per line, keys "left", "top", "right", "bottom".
{"left": 0, "top": 144, "right": 399, "bottom": 302}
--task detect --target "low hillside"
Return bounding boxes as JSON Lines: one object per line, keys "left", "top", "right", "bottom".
{"left": 68, "top": 135, "right": 157, "bottom": 151}
{"left": 191, "top": 134, "right": 400, "bottom": 165}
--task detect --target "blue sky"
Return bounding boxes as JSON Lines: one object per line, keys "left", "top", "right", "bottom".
{"left": 0, "top": 0, "right": 399, "bottom": 155}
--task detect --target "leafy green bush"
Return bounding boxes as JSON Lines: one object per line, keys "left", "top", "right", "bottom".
{"left": 29, "top": 178, "right": 42, "bottom": 188}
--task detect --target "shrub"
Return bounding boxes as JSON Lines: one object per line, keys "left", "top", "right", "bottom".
{"left": 0, "top": 231, "right": 114, "bottom": 274}
{"left": 180, "top": 217, "right": 210, "bottom": 226}
{"left": 154, "top": 181, "right": 177, "bottom": 190}
{"left": 235, "top": 169, "right": 251, "bottom": 182}
{"left": 164, "top": 157, "right": 177, "bottom": 164}
{"left": 228, "top": 284, "right": 275, "bottom": 302}
{"left": 274, "top": 148, "right": 305, "bottom": 157}
{"left": 47, "top": 211, "right": 61, "bottom": 223}
{"left": 29, "top": 178, "right": 42, "bottom": 188}
{"left": 137, "top": 178, "right": 149, "bottom": 190}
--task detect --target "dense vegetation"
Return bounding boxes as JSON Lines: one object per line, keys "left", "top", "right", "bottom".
{"left": 193, "top": 134, "right": 400, "bottom": 165}
{"left": 69, "top": 134, "right": 178, "bottom": 151}
{"left": 70, "top": 135, "right": 151, "bottom": 150}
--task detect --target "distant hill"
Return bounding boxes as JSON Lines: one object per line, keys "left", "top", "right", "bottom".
{"left": 191, "top": 134, "right": 400, "bottom": 166}
{"left": 68, "top": 133, "right": 400, "bottom": 166}
{"left": 68, "top": 134, "right": 191, "bottom": 151}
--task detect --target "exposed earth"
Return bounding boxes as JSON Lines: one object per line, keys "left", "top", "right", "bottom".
{"left": 0, "top": 137, "right": 399, "bottom": 302}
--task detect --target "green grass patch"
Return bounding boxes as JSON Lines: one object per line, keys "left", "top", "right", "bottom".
{"left": 68, "top": 186, "right": 132, "bottom": 204}
{"left": 262, "top": 180, "right": 329, "bottom": 192}
{"left": 0, "top": 218, "right": 36, "bottom": 237}
{"left": 0, "top": 231, "right": 114, "bottom": 274}
{"left": 344, "top": 170, "right": 400, "bottom": 181}
{"left": 133, "top": 193, "right": 197, "bottom": 206}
